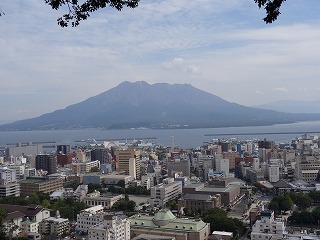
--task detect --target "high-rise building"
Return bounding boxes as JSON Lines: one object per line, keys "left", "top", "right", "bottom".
{"left": 56, "top": 145, "right": 70, "bottom": 155}
{"left": 91, "top": 148, "right": 112, "bottom": 164}
{"left": 35, "top": 154, "right": 57, "bottom": 174}
{"left": 115, "top": 149, "right": 141, "bottom": 179}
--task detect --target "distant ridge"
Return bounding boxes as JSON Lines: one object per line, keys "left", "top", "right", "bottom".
{"left": 253, "top": 99, "right": 320, "bottom": 114}
{"left": 1, "top": 81, "right": 320, "bottom": 130}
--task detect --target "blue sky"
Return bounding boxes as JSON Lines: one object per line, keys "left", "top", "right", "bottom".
{"left": 1, "top": 0, "right": 320, "bottom": 123}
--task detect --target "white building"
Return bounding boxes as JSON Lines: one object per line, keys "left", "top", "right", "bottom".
{"left": 252, "top": 158, "right": 260, "bottom": 171}
{"left": 141, "top": 175, "right": 151, "bottom": 190}
{"left": 251, "top": 211, "right": 287, "bottom": 240}
{"left": 0, "top": 167, "right": 20, "bottom": 197}
{"left": 268, "top": 159, "right": 280, "bottom": 182}
{"left": 76, "top": 205, "right": 104, "bottom": 232}
{"left": 150, "top": 178, "right": 182, "bottom": 207}
{"left": 82, "top": 192, "right": 123, "bottom": 209}
{"left": 24, "top": 168, "right": 37, "bottom": 178}
{"left": 39, "top": 212, "right": 69, "bottom": 236}
{"left": 215, "top": 158, "right": 229, "bottom": 176}
{"left": 88, "top": 213, "right": 130, "bottom": 240}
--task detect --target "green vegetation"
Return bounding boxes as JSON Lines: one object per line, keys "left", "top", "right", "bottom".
{"left": 268, "top": 193, "right": 294, "bottom": 214}
{"left": 0, "top": 192, "right": 87, "bottom": 221}
{"left": 112, "top": 194, "right": 136, "bottom": 212}
{"left": 108, "top": 184, "right": 150, "bottom": 195}
{"left": 202, "top": 208, "right": 245, "bottom": 238}
{"left": 0, "top": 192, "right": 50, "bottom": 206}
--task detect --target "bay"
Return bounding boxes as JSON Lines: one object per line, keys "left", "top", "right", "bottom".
{"left": 0, "top": 121, "right": 320, "bottom": 149}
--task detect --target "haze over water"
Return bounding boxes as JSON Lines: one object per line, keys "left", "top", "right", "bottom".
{"left": 0, "top": 121, "right": 320, "bottom": 149}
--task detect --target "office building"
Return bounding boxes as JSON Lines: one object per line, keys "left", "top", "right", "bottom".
{"left": 20, "top": 177, "right": 63, "bottom": 196}
{"left": 150, "top": 178, "right": 182, "bottom": 207}
{"left": 115, "top": 149, "right": 141, "bottom": 179}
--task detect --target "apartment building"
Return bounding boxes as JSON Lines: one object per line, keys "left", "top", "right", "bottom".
{"left": 88, "top": 212, "right": 130, "bottom": 240}
{"left": 39, "top": 213, "right": 69, "bottom": 236}
{"left": 35, "top": 154, "right": 57, "bottom": 174}
{"left": 71, "top": 160, "right": 100, "bottom": 174}
{"left": 76, "top": 205, "right": 104, "bottom": 232}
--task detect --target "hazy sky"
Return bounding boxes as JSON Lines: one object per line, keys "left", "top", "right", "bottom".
{"left": 1, "top": 0, "right": 320, "bottom": 123}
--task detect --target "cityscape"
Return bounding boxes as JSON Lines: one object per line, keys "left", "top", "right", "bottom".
{"left": 2, "top": 1, "right": 320, "bottom": 240}
{"left": 0, "top": 133, "right": 320, "bottom": 239}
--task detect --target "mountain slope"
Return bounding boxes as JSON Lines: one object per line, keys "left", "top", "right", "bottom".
{"left": 253, "top": 100, "right": 320, "bottom": 114}
{"left": 1, "top": 81, "right": 320, "bottom": 130}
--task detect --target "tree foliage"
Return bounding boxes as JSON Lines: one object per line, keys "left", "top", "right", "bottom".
{"left": 268, "top": 193, "right": 293, "bottom": 214}
{"left": 202, "top": 207, "right": 244, "bottom": 238}
{"left": 112, "top": 198, "right": 136, "bottom": 211}
{"left": 45, "top": 0, "right": 140, "bottom": 27}
{"left": 254, "top": 0, "right": 286, "bottom": 23}
{"left": 289, "top": 192, "right": 312, "bottom": 211}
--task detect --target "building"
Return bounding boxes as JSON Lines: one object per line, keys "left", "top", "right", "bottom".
{"left": 251, "top": 211, "right": 287, "bottom": 240}
{"left": 215, "top": 158, "right": 230, "bottom": 176}
{"left": 20, "top": 177, "right": 63, "bottom": 196}
{"left": 57, "top": 153, "right": 72, "bottom": 166}
{"left": 5, "top": 142, "right": 43, "bottom": 159}
{"left": 268, "top": 161, "right": 280, "bottom": 183}
{"left": 35, "top": 154, "right": 57, "bottom": 174}
{"left": 91, "top": 148, "right": 112, "bottom": 164}
{"left": 0, "top": 204, "right": 50, "bottom": 236}
{"left": 0, "top": 167, "right": 20, "bottom": 197}
{"left": 81, "top": 191, "right": 123, "bottom": 209}
{"left": 115, "top": 149, "right": 141, "bottom": 179}
{"left": 150, "top": 179, "right": 182, "bottom": 207}
{"left": 222, "top": 151, "right": 239, "bottom": 172}
{"left": 76, "top": 205, "right": 105, "bottom": 232}
{"left": 130, "top": 209, "right": 210, "bottom": 240}
{"left": 71, "top": 160, "right": 100, "bottom": 174}
{"left": 24, "top": 168, "right": 37, "bottom": 178}
{"left": 167, "top": 159, "right": 190, "bottom": 177}
{"left": 178, "top": 193, "right": 221, "bottom": 215}
{"left": 103, "top": 174, "right": 134, "bottom": 187}
{"left": 39, "top": 212, "right": 69, "bottom": 236}
{"left": 88, "top": 212, "right": 130, "bottom": 240}
{"left": 182, "top": 182, "right": 240, "bottom": 207}
{"left": 57, "top": 145, "right": 70, "bottom": 155}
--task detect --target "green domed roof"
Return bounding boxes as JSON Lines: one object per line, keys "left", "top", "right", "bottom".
{"left": 153, "top": 209, "right": 176, "bottom": 226}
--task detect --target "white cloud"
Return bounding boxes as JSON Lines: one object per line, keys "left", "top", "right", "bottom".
{"left": 162, "top": 58, "right": 201, "bottom": 74}
{"left": 1, "top": 0, "right": 320, "bottom": 120}
{"left": 273, "top": 87, "right": 289, "bottom": 93}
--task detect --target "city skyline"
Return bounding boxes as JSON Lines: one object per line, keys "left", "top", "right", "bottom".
{"left": 1, "top": 1, "right": 320, "bottom": 123}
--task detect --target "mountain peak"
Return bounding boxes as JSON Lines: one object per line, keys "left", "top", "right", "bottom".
{"left": 1, "top": 81, "right": 320, "bottom": 130}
